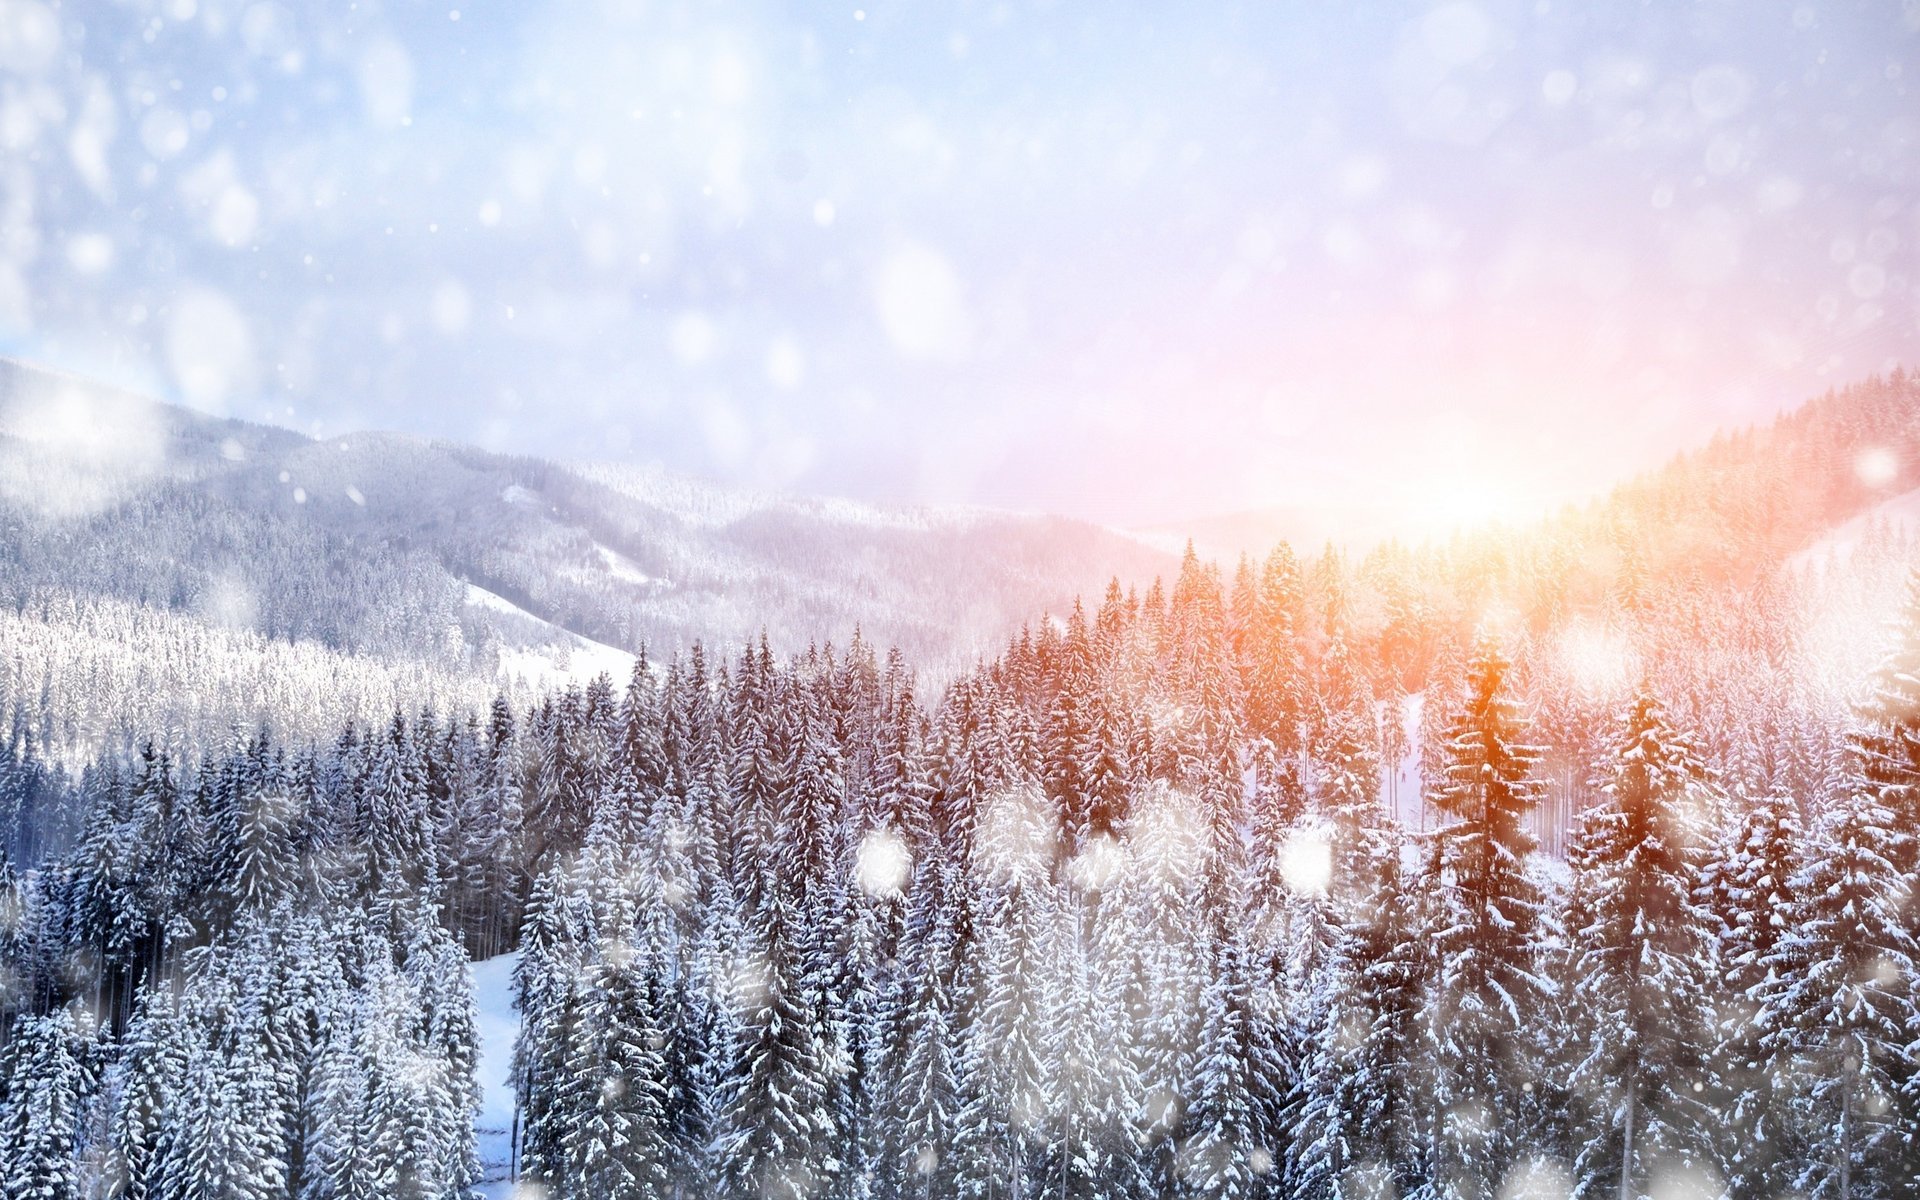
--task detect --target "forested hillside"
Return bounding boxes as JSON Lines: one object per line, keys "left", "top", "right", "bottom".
{"left": 5, "top": 359, "right": 1920, "bottom": 1197}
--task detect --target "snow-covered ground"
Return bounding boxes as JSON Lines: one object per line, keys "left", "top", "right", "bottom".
{"left": 596, "top": 542, "right": 660, "bottom": 587}
{"left": 1790, "top": 486, "right": 1920, "bottom": 569}
{"left": 464, "top": 583, "right": 638, "bottom": 687}
{"left": 463, "top": 583, "right": 539, "bottom": 621}
{"left": 1384, "top": 692, "right": 1424, "bottom": 831}
{"left": 471, "top": 952, "right": 521, "bottom": 1199}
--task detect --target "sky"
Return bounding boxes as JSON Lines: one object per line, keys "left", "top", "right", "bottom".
{"left": 0, "top": 0, "right": 1915, "bottom": 532}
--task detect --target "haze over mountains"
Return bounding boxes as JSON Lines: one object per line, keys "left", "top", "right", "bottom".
{"left": 0, "top": 356, "right": 1175, "bottom": 678}
{"left": 3, "top": 355, "right": 1918, "bottom": 765}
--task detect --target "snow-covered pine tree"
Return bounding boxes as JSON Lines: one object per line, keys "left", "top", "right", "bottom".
{"left": 362, "top": 714, "right": 443, "bottom": 935}
{"left": 1182, "top": 910, "right": 1258, "bottom": 1200}
{"left": 1044, "top": 602, "right": 1102, "bottom": 853}
{"left": 831, "top": 824, "right": 892, "bottom": 1200}
{"left": 712, "top": 893, "right": 840, "bottom": 1200}
{"left": 1351, "top": 823, "right": 1426, "bottom": 1197}
{"left": 1292, "top": 712, "right": 1412, "bottom": 1200}
{"left": 1850, "top": 568, "right": 1920, "bottom": 912}
{"left": 890, "top": 857, "right": 964, "bottom": 1200}
{"left": 113, "top": 980, "right": 191, "bottom": 1200}
{"left": 311, "top": 957, "right": 404, "bottom": 1200}
{"left": 1311, "top": 661, "right": 1384, "bottom": 925}
{"left": 1087, "top": 861, "right": 1147, "bottom": 1200}
{"left": 1161, "top": 547, "right": 1246, "bottom": 851}
{"left": 437, "top": 711, "right": 513, "bottom": 957}
{"left": 1706, "top": 788, "right": 1803, "bottom": 1198}
{"left": 1563, "top": 691, "right": 1718, "bottom": 1196}
{"left": 401, "top": 916, "right": 483, "bottom": 1200}
{"left": 1127, "top": 779, "right": 1212, "bottom": 1178}
{"left": 0, "top": 1006, "right": 96, "bottom": 1200}
{"left": 728, "top": 637, "right": 789, "bottom": 919}
{"left": 232, "top": 781, "right": 299, "bottom": 916}
{"left": 1420, "top": 639, "right": 1550, "bottom": 1199}
{"left": 1762, "top": 785, "right": 1920, "bottom": 1198}
{"left": 513, "top": 860, "right": 595, "bottom": 1189}
{"left": 161, "top": 924, "right": 293, "bottom": 1200}
{"left": 1042, "top": 876, "right": 1140, "bottom": 1200}
{"left": 1239, "top": 544, "right": 1308, "bottom": 764}
{"left": 563, "top": 946, "right": 674, "bottom": 1200}
{"left": 305, "top": 911, "right": 479, "bottom": 1200}
{"left": 963, "top": 782, "right": 1057, "bottom": 1200}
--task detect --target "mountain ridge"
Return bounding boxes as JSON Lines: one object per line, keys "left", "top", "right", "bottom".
{"left": 0, "top": 356, "right": 1178, "bottom": 679}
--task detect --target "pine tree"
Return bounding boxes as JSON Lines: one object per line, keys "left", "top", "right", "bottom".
{"left": 1043, "top": 881, "right": 1138, "bottom": 1200}
{"left": 1242, "top": 545, "right": 1308, "bottom": 759}
{"left": 362, "top": 714, "right": 440, "bottom": 932}
{"left": 1763, "top": 786, "right": 1920, "bottom": 1199}
{"left": 1182, "top": 914, "right": 1258, "bottom": 1200}
{"left": 965, "top": 783, "right": 1057, "bottom": 1200}
{"left": 1312, "top": 672, "right": 1384, "bottom": 924}
{"left": 1421, "top": 640, "right": 1550, "bottom": 1199}
{"left": 1850, "top": 569, "right": 1920, "bottom": 913}
{"left": 1707, "top": 789, "right": 1803, "bottom": 1198}
{"left": 1563, "top": 692, "right": 1718, "bottom": 1196}
{"left": 1162, "top": 547, "right": 1245, "bottom": 848}
{"left": 713, "top": 894, "right": 840, "bottom": 1200}
{"left": 515, "top": 859, "right": 595, "bottom": 1188}
{"left": 1292, "top": 802, "right": 1413, "bottom": 1199}
{"left": 0, "top": 1007, "right": 96, "bottom": 1200}
{"left": 402, "top": 918, "right": 484, "bottom": 1200}
{"left": 1044, "top": 603, "right": 1101, "bottom": 852}
{"left": 164, "top": 943, "right": 289, "bottom": 1200}
{"left": 233, "top": 784, "right": 298, "bottom": 915}
{"left": 114, "top": 982, "right": 191, "bottom": 1200}
{"left": 565, "top": 949, "right": 674, "bottom": 1200}
{"left": 890, "top": 862, "right": 964, "bottom": 1200}
{"left": 1129, "top": 781, "right": 1212, "bottom": 1196}
{"left": 312, "top": 966, "right": 404, "bottom": 1200}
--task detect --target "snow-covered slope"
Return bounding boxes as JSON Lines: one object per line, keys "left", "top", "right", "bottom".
{"left": 1790, "top": 486, "right": 1920, "bottom": 569}
{"left": 466, "top": 583, "right": 637, "bottom": 688}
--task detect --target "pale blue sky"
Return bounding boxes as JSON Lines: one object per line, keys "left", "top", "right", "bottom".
{"left": 1, "top": 0, "right": 1914, "bottom": 526}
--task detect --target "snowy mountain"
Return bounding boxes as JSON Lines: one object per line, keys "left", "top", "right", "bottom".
{"left": 0, "top": 358, "right": 1174, "bottom": 716}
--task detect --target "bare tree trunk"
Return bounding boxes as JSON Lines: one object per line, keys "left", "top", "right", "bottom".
{"left": 1618, "top": 1086, "right": 1636, "bottom": 1200}
{"left": 1838, "top": 1058, "right": 1852, "bottom": 1200}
